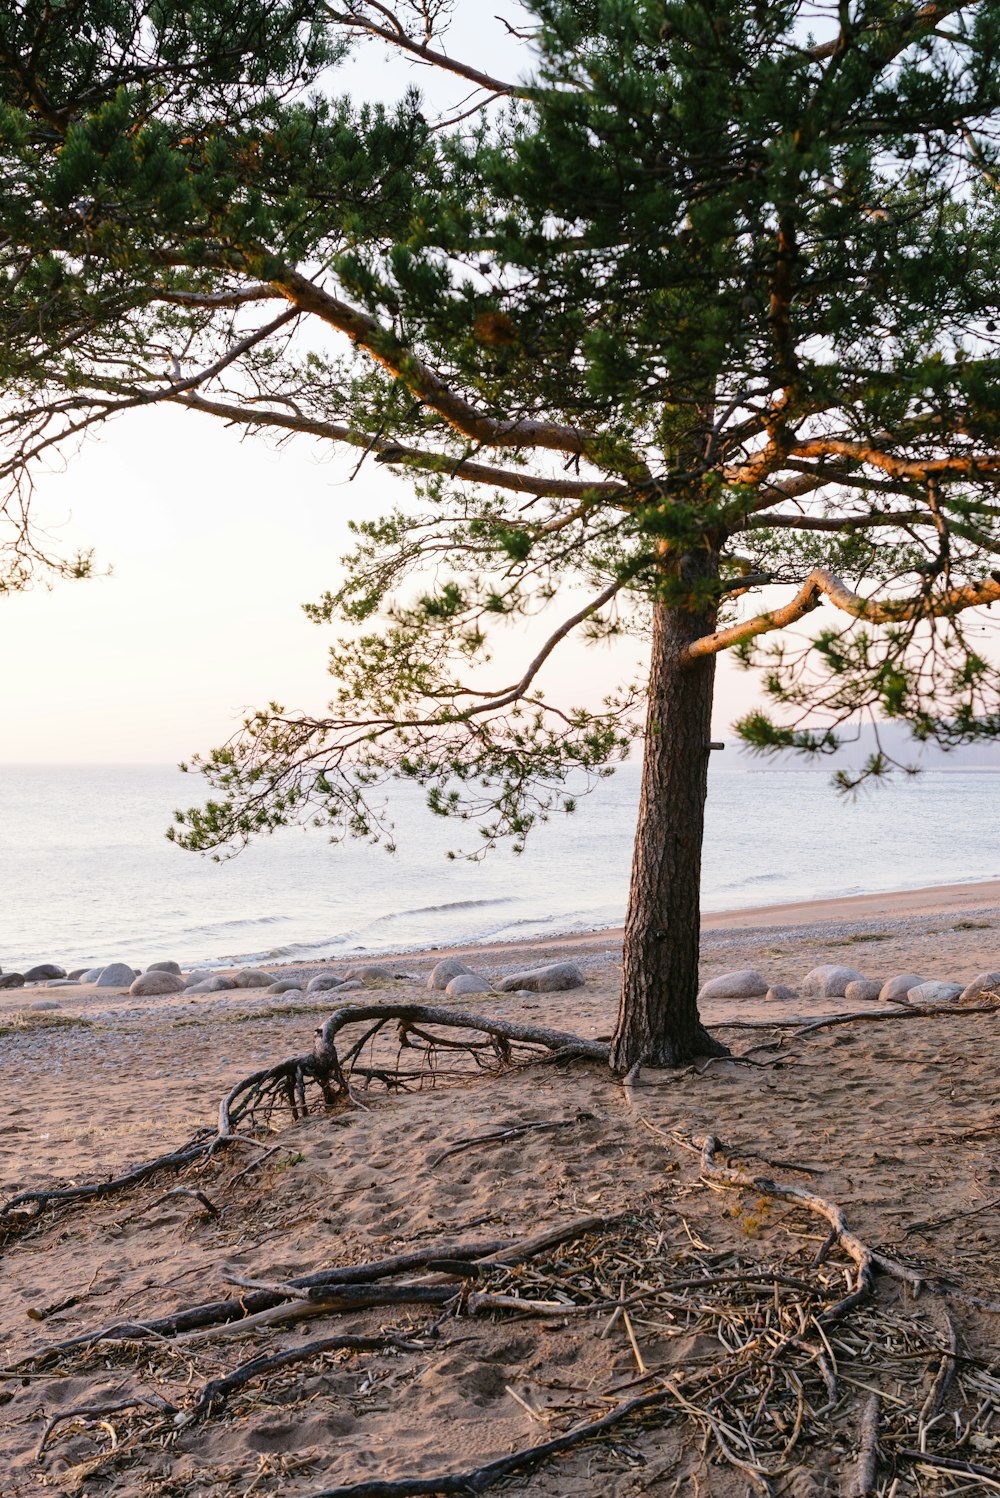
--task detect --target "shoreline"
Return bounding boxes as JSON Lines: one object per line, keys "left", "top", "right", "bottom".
{"left": 270, "top": 876, "right": 1000, "bottom": 968}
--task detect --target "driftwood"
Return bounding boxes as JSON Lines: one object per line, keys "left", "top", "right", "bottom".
{"left": 846, "top": 1392, "right": 880, "bottom": 1498}
{"left": 19, "top": 1214, "right": 626, "bottom": 1363}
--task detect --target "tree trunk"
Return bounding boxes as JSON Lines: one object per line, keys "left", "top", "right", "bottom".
{"left": 610, "top": 564, "right": 728, "bottom": 1073}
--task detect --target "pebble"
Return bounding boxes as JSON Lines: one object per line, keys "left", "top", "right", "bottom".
{"left": 495, "top": 962, "right": 585, "bottom": 994}
{"left": 698, "top": 969, "right": 769, "bottom": 1001}
{"left": 801, "top": 964, "right": 867, "bottom": 998}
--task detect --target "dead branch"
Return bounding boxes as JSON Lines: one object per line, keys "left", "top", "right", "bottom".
{"left": 715, "top": 1001, "right": 1000, "bottom": 1036}
{"left": 19, "top": 1213, "right": 626, "bottom": 1363}
{"left": 846, "top": 1392, "right": 880, "bottom": 1498}
{"left": 184, "top": 1330, "right": 433, "bottom": 1424}
{"left": 38, "top": 1393, "right": 178, "bottom": 1457}
{"left": 429, "top": 1116, "right": 586, "bottom": 1168}
{"left": 299, "top": 1387, "right": 671, "bottom": 1498}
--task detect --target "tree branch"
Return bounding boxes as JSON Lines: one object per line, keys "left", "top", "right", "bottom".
{"left": 171, "top": 390, "right": 629, "bottom": 501}
{"left": 272, "top": 269, "right": 618, "bottom": 464}
{"left": 324, "top": 4, "right": 529, "bottom": 98}
{"left": 684, "top": 567, "right": 1000, "bottom": 662}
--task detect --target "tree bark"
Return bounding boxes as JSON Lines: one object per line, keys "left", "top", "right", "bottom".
{"left": 610, "top": 558, "right": 728, "bottom": 1073}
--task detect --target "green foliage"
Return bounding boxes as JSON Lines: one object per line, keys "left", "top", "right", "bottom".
{"left": 2, "top": 0, "right": 1000, "bottom": 837}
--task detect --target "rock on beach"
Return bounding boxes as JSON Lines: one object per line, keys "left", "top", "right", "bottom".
{"left": 94, "top": 963, "right": 136, "bottom": 989}
{"left": 0, "top": 974, "right": 26, "bottom": 989}
{"left": 446, "top": 974, "right": 492, "bottom": 997}
{"left": 907, "top": 981, "right": 964, "bottom": 1005}
{"left": 697, "top": 970, "right": 769, "bottom": 1002}
{"left": 844, "top": 979, "right": 883, "bottom": 1003}
{"left": 495, "top": 962, "right": 584, "bottom": 994}
{"left": 428, "top": 958, "right": 473, "bottom": 991}
{"left": 233, "top": 969, "right": 272, "bottom": 989}
{"left": 879, "top": 973, "right": 926, "bottom": 1003}
{"left": 960, "top": 971, "right": 1000, "bottom": 1003}
{"left": 147, "top": 960, "right": 182, "bottom": 975}
{"left": 23, "top": 963, "right": 66, "bottom": 982}
{"left": 130, "top": 970, "right": 186, "bottom": 996}
{"left": 802, "top": 964, "right": 867, "bottom": 998}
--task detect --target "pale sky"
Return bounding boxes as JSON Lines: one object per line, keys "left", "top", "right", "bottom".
{"left": 0, "top": 12, "right": 773, "bottom": 766}
{"left": 2, "top": 403, "right": 764, "bottom": 763}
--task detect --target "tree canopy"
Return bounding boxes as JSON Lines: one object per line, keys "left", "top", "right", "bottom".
{"left": 3, "top": 0, "right": 1000, "bottom": 1063}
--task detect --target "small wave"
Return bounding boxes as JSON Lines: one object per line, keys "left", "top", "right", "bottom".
{"left": 361, "top": 897, "right": 517, "bottom": 927}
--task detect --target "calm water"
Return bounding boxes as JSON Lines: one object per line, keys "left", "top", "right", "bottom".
{"left": 0, "top": 762, "right": 998, "bottom": 971}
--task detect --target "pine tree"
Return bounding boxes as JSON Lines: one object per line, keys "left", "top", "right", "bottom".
{"left": 3, "top": 1, "right": 1000, "bottom": 1069}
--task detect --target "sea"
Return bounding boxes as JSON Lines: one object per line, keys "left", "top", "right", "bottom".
{"left": 1, "top": 761, "right": 998, "bottom": 973}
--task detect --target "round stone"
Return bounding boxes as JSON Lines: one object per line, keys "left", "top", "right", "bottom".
{"left": 801, "top": 965, "right": 867, "bottom": 999}
{"left": 697, "top": 969, "right": 769, "bottom": 1002}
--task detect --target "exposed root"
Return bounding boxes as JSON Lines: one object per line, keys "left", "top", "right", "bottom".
{"left": 697, "top": 1133, "right": 925, "bottom": 1319}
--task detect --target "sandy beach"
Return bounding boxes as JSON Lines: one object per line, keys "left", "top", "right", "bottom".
{"left": 1, "top": 878, "right": 999, "bottom": 1495}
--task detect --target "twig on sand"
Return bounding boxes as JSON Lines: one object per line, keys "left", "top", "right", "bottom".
{"left": 428, "top": 1117, "right": 584, "bottom": 1168}
{"left": 846, "top": 1392, "right": 880, "bottom": 1498}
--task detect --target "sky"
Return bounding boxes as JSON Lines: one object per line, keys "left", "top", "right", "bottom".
{"left": 0, "top": 9, "right": 771, "bottom": 765}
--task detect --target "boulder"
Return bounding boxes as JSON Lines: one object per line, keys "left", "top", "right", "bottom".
{"left": 344, "top": 964, "right": 396, "bottom": 983}
{"left": 333, "top": 979, "right": 364, "bottom": 993}
{"left": 801, "top": 964, "right": 867, "bottom": 998}
{"left": 94, "top": 963, "right": 137, "bottom": 988}
{"left": 495, "top": 962, "right": 585, "bottom": 994}
{"left": 446, "top": 974, "right": 493, "bottom": 997}
{"left": 697, "top": 969, "right": 769, "bottom": 1002}
{"left": 28, "top": 1000, "right": 62, "bottom": 1011}
{"left": 907, "top": 981, "right": 964, "bottom": 1006}
{"left": 268, "top": 979, "right": 308, "bottom": 994}
{"left": 182, "top": 970, "right": 213, "bottom": 989}
{"left": 129, "top": 970, "right": 186, "bottom": 996}
{"left": 187, "top": 975, "right": 237, "bottom": 993}
{"left": 79, "top": 967, "right": 105, "bottom": 984}
{"left": 428, "top": 958, "right": 474, "bottom": 991}
{"left": 764, "top": 984, "right": 798, "bottom": 1003}
{"left": 233, "top": 969, "right": 272, "bottom": 989}
{"left": 0, "top": 973, "right": 25, "bottom": 989}
{"left": 147, "top": 960, "right": 182, "bottom": 975}
{"left": 23, "top": 963, "right": 66, "bottom": 983}
{"left": 269, "top": 987, "right": 304, "bottom": 999}
{"left": 844, "top": 979, "right": 884, "bottom": 1003}
{"left": 67, "top": 968, "right": 90, "bottom": 981}
{"left": 45, "top": 979, "right": 80, "bottom": 988}
{"left": 307, "top": 973, "right": 351, "bottom": 993}
{"left": 959, "top": 971, "right": 1000, "bottom": 1004}
{"left": 879, "top": 973, "right": 926, "bottom": 1004}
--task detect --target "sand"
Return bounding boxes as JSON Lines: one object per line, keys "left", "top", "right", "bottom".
{"left": 1, "top": 880, "right": 999, "bottom": 1496}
